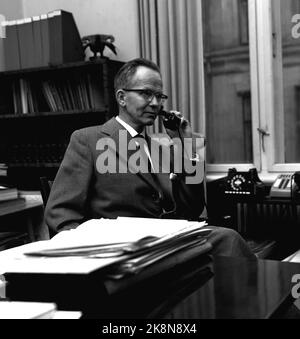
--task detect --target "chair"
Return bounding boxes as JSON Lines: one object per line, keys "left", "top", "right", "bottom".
{"left": 0, "top": 232, "right": 28, "bottom": 251}
{"left": 39, "top": 177, "right": 53, "bottom": 207}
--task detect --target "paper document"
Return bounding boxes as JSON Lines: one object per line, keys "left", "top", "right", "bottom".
{"left": 2, "top": 217, "right": 212, "bottom": 279}
{"left": 0, "top": 241, "right": 125, "bottom": 275}
{"left": 24, "top": 217, "right": 210, "bottom": 258}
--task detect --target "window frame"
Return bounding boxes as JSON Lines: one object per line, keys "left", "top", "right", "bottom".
{"left": 204, "top": 0, "right": 300, "bottom": 175}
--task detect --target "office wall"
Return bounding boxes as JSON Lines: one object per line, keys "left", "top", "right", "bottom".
{"left": 0, "top": 0, "right": 24, "bottom": 70}
{"left": 22, "top": 0, "right": 140, "bottom": 62}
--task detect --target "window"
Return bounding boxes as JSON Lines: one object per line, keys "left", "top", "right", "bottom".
{"left": 201, "top": 0, "right": 300, "bottom": 174}
{"left": 272, "top": 0, "right": 300, "bottom": 170}
{"left": 202, "top": 0, "right": 253, "bottom": 166}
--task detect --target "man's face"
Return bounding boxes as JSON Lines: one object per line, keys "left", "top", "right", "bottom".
{"left": 121, "top": 66, "right": 163, "bottom": 131}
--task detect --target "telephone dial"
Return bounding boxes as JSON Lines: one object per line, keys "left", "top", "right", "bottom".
{"left": 222, "top": 168, "right": 266, "bottom": 198}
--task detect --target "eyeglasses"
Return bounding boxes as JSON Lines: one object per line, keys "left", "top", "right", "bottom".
{"left": 122, "top": 89, "right": 168, "bottom": 103}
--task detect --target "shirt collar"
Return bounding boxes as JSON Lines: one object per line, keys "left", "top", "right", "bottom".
{"left": 116, "top": 116, "right": 145, "bottom": 138}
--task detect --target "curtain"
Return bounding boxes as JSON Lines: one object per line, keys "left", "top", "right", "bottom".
{"left": 138, "top": 0, "right": 206, "bottom": 135}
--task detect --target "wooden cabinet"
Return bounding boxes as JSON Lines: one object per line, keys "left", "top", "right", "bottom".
{"left": 0, "top": 59, "right": 123, "bottom": 189}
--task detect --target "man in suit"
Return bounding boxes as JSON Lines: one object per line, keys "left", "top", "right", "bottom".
{"left": 45, "top": 58, "right": 255, "bottom": 258}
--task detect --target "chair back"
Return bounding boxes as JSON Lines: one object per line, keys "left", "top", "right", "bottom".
{"left": 39, "top": 177, "right": 53, "bottom": 206}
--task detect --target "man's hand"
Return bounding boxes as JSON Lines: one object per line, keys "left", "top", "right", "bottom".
{"left": 164, "top": 110, "right": 193, "bottom": 139}
{"left": 163, "top": 111, "right": 205, "bottom": 165}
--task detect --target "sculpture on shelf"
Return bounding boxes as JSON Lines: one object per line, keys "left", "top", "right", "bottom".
{"left": 81, "top": 34, "right": 117, "bottom": 60}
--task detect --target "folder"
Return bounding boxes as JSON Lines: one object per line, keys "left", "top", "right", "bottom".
{"left": 23, "top": 217, "right": 212, "bottom": 281}
{"left": 3, "top": 20, "right": 21, "bottom": 71}
{"left": 1, "top": 241, "right": 122, "bottom": 311}
{"left": 32, "top": 16, "right": 43, "bottom": 68}
{"left": 47, "top": 10, "right": 84, "bottom": 66}
{"left": 16, "top": 18, "right": 35, "bottom": 69}
{"left": 40, "top": 14, "right": 50, "bottom": 67}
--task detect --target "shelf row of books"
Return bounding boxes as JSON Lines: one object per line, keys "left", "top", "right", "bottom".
{"left": 2, "top": 10, "right": 83, "bottom": 71}
{"left": 7, "top": 74, "right": 105, "bottom": 115}
{"left": 8, "top": 143, "right": 67, "bottom": 165}
{"left": 0, "top": 185, "right": 19, "bottom": 202}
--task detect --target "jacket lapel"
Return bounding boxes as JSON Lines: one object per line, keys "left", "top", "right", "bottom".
{"left": 99, "top": 118, "right": 159, "bottom": 192}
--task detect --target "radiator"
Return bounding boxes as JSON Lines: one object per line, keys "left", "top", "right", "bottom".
{"left": 236, "top": 200, "right": 300, "bottom": 237}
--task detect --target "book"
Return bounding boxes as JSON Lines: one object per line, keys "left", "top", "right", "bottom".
{"left": 19, "top": 78, "right": 28, "bottom": 114}
{"left": 0, "top": 186, "right": 19, "bottom": 202}
{"left": 0, "top": 301, "right": 56, "bottom": 319}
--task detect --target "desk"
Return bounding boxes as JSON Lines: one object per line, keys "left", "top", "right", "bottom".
{"left": 7, "top": 254, "right": 300, "bottom": 319}
{"left": 3, "top": 250, "right": 300, "bottom": 319}
{"left": 0, "top": 195, "right": 49, "bottom": 242}
{"left": 101, "top": 256, "right": 300, "bottom": 319}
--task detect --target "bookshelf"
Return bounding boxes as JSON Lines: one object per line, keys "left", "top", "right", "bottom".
{"left": 0, "top": 59, "right": 124, "bottom": 189}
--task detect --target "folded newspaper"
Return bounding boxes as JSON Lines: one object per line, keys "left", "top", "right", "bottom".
{"left": 23, "top": 217, "right": 212, "bottom": 278}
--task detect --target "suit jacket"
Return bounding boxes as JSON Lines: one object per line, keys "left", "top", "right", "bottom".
{"left": 45, "top": 117, "right": 205, "bottom": 233}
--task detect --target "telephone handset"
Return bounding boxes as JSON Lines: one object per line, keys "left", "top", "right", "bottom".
{"left": 270, "top": 172, "right": 300, "bottom": 199}
{"left": 158, "top": 107, "right": 182, "bottom": 130}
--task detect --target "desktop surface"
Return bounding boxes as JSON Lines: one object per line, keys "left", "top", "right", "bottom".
{"left": 101, "top": 255, "right": 300, "bottom": 319}
{"left": 3, "top": 253, "right": 300, "bottom": 319}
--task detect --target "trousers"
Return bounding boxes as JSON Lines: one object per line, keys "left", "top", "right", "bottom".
{"left": 206, "top": 226, "right": 256, "bottom": 259}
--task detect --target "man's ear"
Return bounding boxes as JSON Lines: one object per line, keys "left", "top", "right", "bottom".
{"left": 116, "top": 89, "right": 126, "bottom": 107}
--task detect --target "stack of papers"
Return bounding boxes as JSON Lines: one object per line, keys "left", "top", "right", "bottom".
{"left": 23, "top": 217, "right": 212, "bottom": 278}
{"left": 0, "top": 301, "right": 56, "bottom": 319}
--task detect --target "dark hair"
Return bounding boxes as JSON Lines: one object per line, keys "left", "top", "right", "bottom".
{"left": 114, "top": 58, "right": 161, "bottom": 92}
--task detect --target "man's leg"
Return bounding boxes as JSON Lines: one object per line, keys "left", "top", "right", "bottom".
{"left": 206, "top": 226, "right": 256, "bottom": 259}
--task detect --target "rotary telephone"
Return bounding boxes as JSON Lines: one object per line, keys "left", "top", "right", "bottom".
{"left": 222, "top": 168, "right": 266, "bottom": 198}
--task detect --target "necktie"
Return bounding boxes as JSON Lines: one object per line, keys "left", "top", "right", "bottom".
{"left": 134, "top": 134, "right": 153, "bottom": 173}
{"left": 134, "top": 134, "right": 176, "bottom": 217}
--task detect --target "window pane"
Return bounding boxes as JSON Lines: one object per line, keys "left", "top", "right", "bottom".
{"left": 202, "top": 0, "right": 253, "bottom": 164}
{"left": 277, "top": 0, "right": 300, "bottom": 163}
